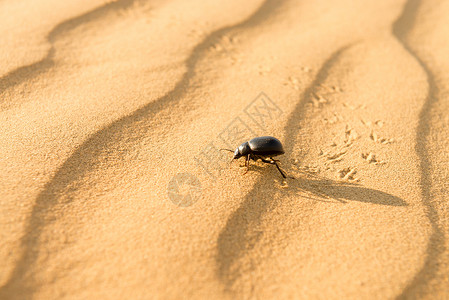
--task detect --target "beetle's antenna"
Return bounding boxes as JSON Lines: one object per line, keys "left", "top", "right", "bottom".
{"left": 219, "top": 149, "right": 235, "bottom": 167}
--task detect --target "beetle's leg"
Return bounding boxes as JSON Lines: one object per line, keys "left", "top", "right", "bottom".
{"left": 257, "top": 156, "right": 277, "bottom": 166}
{"left": 272, "top": 160, "right": 288, "bottom": 179}
{"left": 258, "top": 157, "right": 289, "bottom": 179}
{"left": 242, "top": 154, "right": 251, "bottom": 175}
{"left": 258, "top": 157, "right": 275, "bottom": 164}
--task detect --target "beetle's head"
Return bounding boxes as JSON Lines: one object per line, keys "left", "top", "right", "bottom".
{"left": 233, "top": 148, "right": 241, "bottom": 159}
{"left": 234, "top": 142, "right": 250, "bottom": 159}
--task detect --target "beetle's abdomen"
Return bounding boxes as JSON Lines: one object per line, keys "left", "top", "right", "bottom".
{"left": 248, "top": 136, "right": 285, "bottom": 157}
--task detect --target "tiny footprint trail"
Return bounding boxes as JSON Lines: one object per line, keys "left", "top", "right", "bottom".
{"left": 216, "top": 0, "right": 443, "bottom": 296}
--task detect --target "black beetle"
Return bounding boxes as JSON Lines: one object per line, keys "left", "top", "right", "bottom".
{"left": 221, "top": 136, "right": 291, "bottom": 178}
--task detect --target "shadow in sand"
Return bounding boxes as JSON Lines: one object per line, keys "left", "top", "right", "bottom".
{"left": 216, "top": 166, "right": 407, "bottom": 290}
{"left": 393, "top": 0, "right": 444, "bottom": 298}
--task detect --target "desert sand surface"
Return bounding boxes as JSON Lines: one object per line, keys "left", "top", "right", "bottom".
{"left": 1, "top": 0, "right": 449, "bottom": 299}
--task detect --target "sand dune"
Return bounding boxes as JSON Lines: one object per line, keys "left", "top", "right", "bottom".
{"left": 1, "top": 0, "right": 448, "bottom": 299}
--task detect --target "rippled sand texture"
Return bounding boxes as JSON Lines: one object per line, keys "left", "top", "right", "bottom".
{"left": 1, "top": 0, "right": 448, "bottom": 299}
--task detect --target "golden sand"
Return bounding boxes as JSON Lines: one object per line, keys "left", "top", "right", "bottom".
{"left": 1, "top": 0, "right": 448, "bottom": 299}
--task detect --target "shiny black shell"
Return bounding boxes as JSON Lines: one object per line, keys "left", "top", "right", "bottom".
{"left": 248, "top": 136, "right": 284, "bottom": 157}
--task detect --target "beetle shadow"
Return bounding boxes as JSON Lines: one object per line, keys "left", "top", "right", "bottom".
{"left": 241, "top": 163, "right": 407, "bottom": 206}
{"left": 288, "top": 170, "right": 407, "bottom": 206}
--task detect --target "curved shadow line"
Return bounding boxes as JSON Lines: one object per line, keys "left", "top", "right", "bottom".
{"left": 216, "top": 45, "right": 352, "bottom": 291}
{"left": 0, "top": 0, "right": 140, "bottom": 99}
{"left": 392, "top": 0, "right": 444, "bottom": 298}
{"left": 290, "top": 176, "right": 408, "bottom": 206}
{"left": 0, "top": 0, "right": 287, "bottom": 297}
